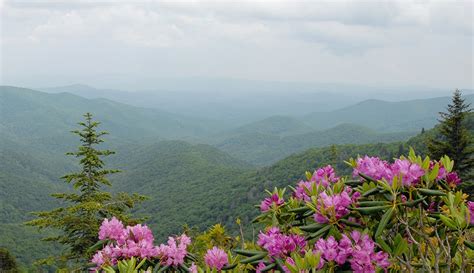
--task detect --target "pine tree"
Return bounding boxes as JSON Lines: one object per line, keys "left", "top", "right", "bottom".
{"left": 0, "top": 248, "right": 19, "bottom": 273}
{"left": 428, "top": 89, "right": 473, "bottom": 182}
{"left": 26, "top": 113, "right": 146, "bottom": 269}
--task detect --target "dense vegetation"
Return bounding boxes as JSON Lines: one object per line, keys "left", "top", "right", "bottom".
{"left": 0, "top": 86, "right": 472, "bottom": 270}
{"left": 89, "top": 151, "right": 474, "bottom": 272}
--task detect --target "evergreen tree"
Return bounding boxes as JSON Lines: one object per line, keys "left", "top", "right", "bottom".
{"left": 397, "top": 144, "right": 405, "bottom": 158}
{"left": 0, "top": 248, "right": 19, "bottom": 273}
{"left": 428, "top": 89, "right": 473, "bottom": 183}
{"left": 26, "top": 113, "right": 146, "bottom": 269}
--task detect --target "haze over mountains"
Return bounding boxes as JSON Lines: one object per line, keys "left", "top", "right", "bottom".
{"left": 39, "top": 83, "right": 472, "bottom": 125}
{"left": 1, "top": 84, "right": 473, "bottom": 267}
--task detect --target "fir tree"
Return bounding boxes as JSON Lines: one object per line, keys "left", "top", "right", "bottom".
{"left": 428, "top": 89, "right": 473, "bottom": 183}
{"left": 0, "top": 248, "right": 19, "bottom": 273}
{"left": 26, "top": 113, "right": 146, "bottom": 269}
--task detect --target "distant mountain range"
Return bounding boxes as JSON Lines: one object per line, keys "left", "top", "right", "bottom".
{"left": 39, "top": 83, "right": 470, "bottom": 126}
{"left": 303, "top": 95, "right": 474, "bottom": 131}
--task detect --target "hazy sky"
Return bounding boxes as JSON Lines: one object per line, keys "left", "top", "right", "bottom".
{"left": 1, "top": 0, "right": 473, "bottom": 90}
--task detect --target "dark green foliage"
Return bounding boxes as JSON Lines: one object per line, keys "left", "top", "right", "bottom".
{"left": 110, "top": 140, "right": 253, "bottom": 240}
{"left": 0, "top": 248, "right": 19, "bottom": 273}
{"left": 25, "top": 113, "right": 146, "bottom": 268}
{"left": 216, "top": 124, "right": 416, "bottom": 165}
{"left": 428, "top": 89, "right": 473, "bottom": 190}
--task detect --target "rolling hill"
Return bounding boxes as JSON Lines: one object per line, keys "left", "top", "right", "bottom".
{"left": 304, "top": 94, "right": 474, "bottom": 131}
{"left": 214, "top": 123, "right": 416, "bottom": 165}
{"left": 0, "top": 86, "right": 220, "bottom": 144}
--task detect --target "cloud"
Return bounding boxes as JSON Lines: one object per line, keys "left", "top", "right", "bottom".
{"left": 1, "top": 0, "right": 472, "bottom": 89}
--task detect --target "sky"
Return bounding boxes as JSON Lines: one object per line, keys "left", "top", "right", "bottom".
{"left": 0, "top": 0, "right": 473, "bottom": 90}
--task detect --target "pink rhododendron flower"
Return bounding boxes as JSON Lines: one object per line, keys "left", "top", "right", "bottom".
{"left": 260, "top": 193, "right": 284, "bottom": 212}
{"left": 313, "top": 190, "right": 353, "bottom": 223}
{"left": 353, "top": 156, "right": 392, "bottom": 181}
{"left": 389, "top": 159, "right": 425, "bottom": 186}
{"left": 313, "top": 231, "right": 390, "bottom": 273}
{"left": 311, "top": 165, "right": 339, "bottom": 187}
{"left": 255, "top": 262, "right": 267, "bottom": 273}
{"left": 293, "top": 165, "right": 339, "bottom": 201}
{"left": 99, "top": 217, "right": 124, "bottom": 241}
{"left": 468, "top": 201, "right": 474, "bottom": 225}
{"left": 204, "top": 247, "right": 228, "bottom": 271}
{"left": 92, "top": 218, "right": 163, "bottom": 268}
{"left": 354, "top": 156, "right": 426, "bottom": 186}
{"left": 349, "top": 231, "right": 390, "bottom": 273}
{"left": 91, "top": 245, "right": 119, "bottom": 267}
{"left": 446, "top": 172, "right": 462, "bottom": 187}
{"left": 156, "top": 234, "right": 191, "bottom": 266}
{"left": 257, "top": 227, "right": 306, "bottom": 258}
{"left": 189, "top": 262, "right": 198, "bottom": 273}
{"left": 293, "top": 180, "right": 315, "bottom": 201}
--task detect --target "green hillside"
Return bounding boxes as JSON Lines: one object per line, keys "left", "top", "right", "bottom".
{"left": 304, "top": 95, "right": 474, "bottom": 131}
{"left": 0, "top": 86, "right": 212, "bottom": 142}
{"left": 214, "top": 115, "right": 313, "bottom": 138}
{"left": 110, "top": 140, "right": 253, "bottom": 239}
{"left": 215, "top": 123, "right": 416, "bottom": 165}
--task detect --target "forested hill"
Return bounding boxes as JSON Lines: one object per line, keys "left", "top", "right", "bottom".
{"left": 0, "top": 86, "right": 220, "bottom": 142}
{"left": 304, "top": 95, "right": 474, "bottom": 131}
{"left": 214, "top": 123, "right": 416, "bottom": 165}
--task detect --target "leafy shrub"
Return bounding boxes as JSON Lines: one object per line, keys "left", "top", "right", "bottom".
{"left": 90, "top": 150, "right": 473, "bottom": 272}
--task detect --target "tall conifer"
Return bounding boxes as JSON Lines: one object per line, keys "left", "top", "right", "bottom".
{"left": 27, "top": 113, "right": 146, "bottom": 269}
{"left": 428, "top": 89, "right": 473, "bottom": 190}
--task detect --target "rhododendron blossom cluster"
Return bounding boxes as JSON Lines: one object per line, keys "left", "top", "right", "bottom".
{"left": 313, "top": 187, "right": 360, "bottom": 224}
{"left": 204, "top": 247, "right": 229, "bottom": 271}
{"left": 293, "top": 165, "right": 339, "bottom": 201}
{"left": 314, "top": 231, "right": 390, "bottom": 273}
{"left": 156, "top": 234, "right": 191, "bottom": 266}
{"left": 353, "top": 156, "right": 462, "bottom": 187}
{"left": 260, "top": 193, "right": 284, "bottom": 212}
{"left": 257, "top": 227, "right": 306, "bottom": 258}
{"left": 353, "top": 156, "right": 427, "bottom": 186}
{"left": 92, "top": 217, "right": 191, "bottom": 269}
{"left": 93, "top": 218, "right": 159, "bottom": 268}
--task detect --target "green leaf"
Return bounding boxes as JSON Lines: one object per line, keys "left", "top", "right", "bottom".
{"left": 357, "top": 201, "right": 389, "bottom": 206}
{"left": 306, "top": 225, "right": 331, "bottom": 240}
{"left": 352, "top": 205, "right": 391, "bottom": 214}
{"left": 393, "top": 234, "right": 408, "bottom": 256}
{"left": 376, "top": 238, "right": 392, "bottom": 253}
{"left": 362, "top": 187, "right": 380, "bottom": 197}
{"left": 439, "top": 215, "right": 457, "bottom": 229}
{"left": 375, "top": 207, "right": 394, "bottom": 238}
{"left": 221, "top": 264, "right": 237, "bottom": 270}
{"left": 259, "top": 263, "right": 276, "bottom": 272}
{"left": 234, "top": 249, "right": 267, "bottom": 257}
{"left": 305, "top": 171, "right": 313, "bottom": 181}
{"left": 418, "top": 189, "right": 446, "bottom": 196}
{"left": 400, "top": 197, "right": 426, "bottom": 207}
{"left": 299, "top": 223, "right": 326, "bottom": 232}
{"left": 239, "top": 253, "right": 267, "bottom": 264}
{"left": 463, "top": 240, "right": 474, "bottom": 250}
